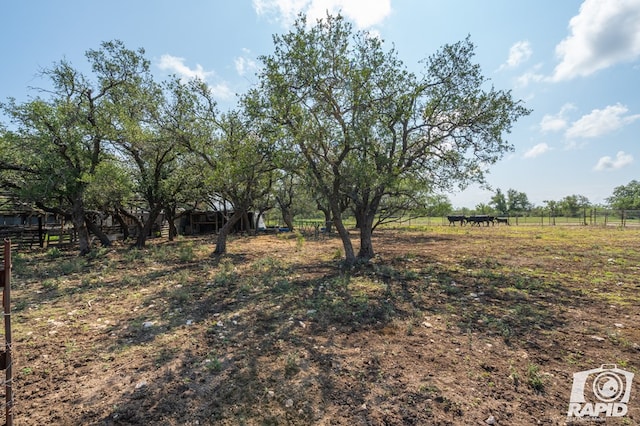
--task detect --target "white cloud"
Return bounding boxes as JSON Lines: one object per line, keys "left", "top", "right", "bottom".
{"left": 540, "top": 103, "right": 576, "bottom": 133}
{"left": 157, "top": 54, "right": 215, "bottom": 81}
{"left": 253, "top": 0, "right": 391, "bottom": 28}
{"left": 209, "top": 83, "right": 235, "bottom": 101}
{"left": 157, "top": 55, "right": 234, "bottom": 101}
{"left": 514, "top": 63, "right": 544, "bottom": 88}
{"left": 594, "top": 151, "right": 634, "bottom": 171}
{"left": 523, "top": 143, "right": 551, "bottom": 159}
{"left": 551, "top": 0, "right": 640, "bottom": 81}
{"left": 565, "top": 103, "right": 640, "bottom": 139}
{"left": 234, "top": 49, "right": 259, "bottom": 77}
{"left": 499, "top": 41, "right": 532, "bottom": 70}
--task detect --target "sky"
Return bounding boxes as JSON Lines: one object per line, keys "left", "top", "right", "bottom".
{"left": 2, "top": 0, "right": 639, "bottom": 209}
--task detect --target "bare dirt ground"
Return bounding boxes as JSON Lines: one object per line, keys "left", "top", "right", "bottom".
{"left": 4, "top": 225, "right": 640, "bottom": 425}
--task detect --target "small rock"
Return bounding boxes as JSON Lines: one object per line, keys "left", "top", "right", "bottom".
{"left": 186, "top": 319, "right": 194, "bottom": 326}
{"left": 135, "top": 381, "right": 148, "bottom": 390}
{"left": 422, "top": 322, "right": 433, "bottom": 328}
{"left": 142, "top": 321, "right": 154, "bottom": 328}
{"left": 614, "top": 323, "right": 624, "bottom": 328}
{"left": 485, "top": 415, "right": 496, "bottom": 425}
{"left": 285, "top": 399, "right": 294, "bottom": 408}
{"left": 267, "top": 390, "right": 275, "bottom": 398}
{"left": 590, "top": 335, "right": 606, "bottom": 342}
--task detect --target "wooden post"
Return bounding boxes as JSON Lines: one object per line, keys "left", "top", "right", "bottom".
{"left": 0, "top": 239, "right": 13, "bottom": 426}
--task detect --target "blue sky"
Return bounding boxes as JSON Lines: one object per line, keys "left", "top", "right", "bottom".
{"left": 2, "top": 0, "right": 639, "bottom": 209}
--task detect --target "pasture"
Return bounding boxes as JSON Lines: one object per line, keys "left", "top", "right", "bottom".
{"left": 6, "top": 225, "right": 640, "bottom": 425}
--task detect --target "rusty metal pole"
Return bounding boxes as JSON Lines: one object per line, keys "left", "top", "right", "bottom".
{"left": 3, "top": 239, "right": 12, "bottom": 426}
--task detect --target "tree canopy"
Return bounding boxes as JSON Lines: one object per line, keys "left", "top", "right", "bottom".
{"left": 0, "top": 40, "right": 151, "bottom": 254}
{"left": 607, "top": 180, "right": 640, "bottom": 210}
{"left": 253, "top": 14, "right": 530, "bottom": 264}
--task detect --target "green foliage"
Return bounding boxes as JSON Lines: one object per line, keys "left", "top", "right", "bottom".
{"left": 46, "top": 247, "right": 63, "bottom": 259}
{"left": 526, "top": 363, "right": 545, "bottom": 393}
{"left": 0, "top": 40, "right": 153, "bottom": 255}
{"left": 178, "top": 243, "right": 195, "bottom": 263}
{"left": 559, "top": 194, "right": 590, "bottom": 217}
{"left": 254, "top": 14, "right": 530, "bottom": 264}
{"left": 214, "top": 258, "right": 237, "bottom": 286}
{"left": 607, "top": 180, "right": 640, "bottom": 210}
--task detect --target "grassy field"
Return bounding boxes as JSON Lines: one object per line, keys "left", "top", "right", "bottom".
{"left": 4, "top": 225, "right": 640, "bottom": 425}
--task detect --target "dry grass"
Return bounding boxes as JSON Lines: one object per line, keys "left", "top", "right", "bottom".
{"left": 6, "top": 225, "right": 640, "bottom": 425}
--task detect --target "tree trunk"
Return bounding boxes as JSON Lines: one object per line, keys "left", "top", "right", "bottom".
{"left": 113, "top": 212, "right": 130, "bottom": 240}
{"left": 213, "top": 210, "right": 244, "bottom": 255}
{"left": 355, "top": 199, "right": 379, "bottom": 261}
{"left": 37, "top": 216, "right": 45, "bottom": 248}
{"left": 357, "top": 222, "right": 375, "bottom": 260}
{"left": 134, "top": 205, "right": 163, "bottom": 249}
{"left": 71, "top": 197, "right": 91, "bottom": 256}
{"left": 331, "top": 214, "right": 356, "bottom": 265}
{"left": 317, "top": 202, "right": 333, "bottom": 233}
{"left": 281, "top": 206, "right": 294, "bottom": 231}
{"left": 85, "top": 218, "right": 112, "bottom": 247}
{"left": 165, "top": 206, "right": 178, "bottom": 241}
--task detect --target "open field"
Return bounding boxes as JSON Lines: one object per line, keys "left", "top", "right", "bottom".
{"left": 4, "top": 225, "right": 640, "bottom": 425}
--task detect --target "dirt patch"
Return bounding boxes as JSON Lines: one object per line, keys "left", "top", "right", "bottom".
{"left": 5, "top": 226, "right": 640, "bottom": 425}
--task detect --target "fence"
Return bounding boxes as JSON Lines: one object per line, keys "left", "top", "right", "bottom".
{"left": 0, "top": 239, "right": 13, "bottom": 426}
{"left": 472, "top": 209, "right": 640, "bottom": 227}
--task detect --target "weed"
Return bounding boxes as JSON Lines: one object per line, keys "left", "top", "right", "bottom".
{"left": 295, "top": 231, "right": 305, "bottom": 251}
{"left": 616, "top": 359, "right": 629, "bottom": 369}
{"left": 442, "top": 282, "right": 462, "bottom": 296}
{"left": 123, "top": 249, "right": 144, "bottom": 263}
{"left": 332, "top": 248, "right": 343, "bottom": 260}
{"left": 58, "top": 257, "right": 86, "bottom": 275}
{"left": 178, "top": 243, "right": 195, "bottom": 263}
{"left": 172, "top": 286, "right": 191, "bottom": 304}
{"left": 120, "top": 274, "right": 139, "bottom": 287}
{"left": 214, "top": 258, "right": 237, "bottom": 286}
{"left": 206, "top": 357, "right": 222, "bottom": 372}
{"left": 417, "top": 383, "right": 439, "bottom": 395}
{"left": 86, "top": 247, "right": 110, "bottom": 260}
{"left": 285, "top": 352, "right": 300, "bottom": 377}
{"left": 403, "top": 269, "right": 420, "bottom": 280}
{"left": 271, "top": 278, "right": 293, "bottom": 294}
{"left": 526, "top": 363, "right": 544, "bottom": 393}
{"left": 406, "top": 322, "right": 414, "bottom": 336}
{"left": 606, "top": 330, "right": 633, "bottom": 347}
{"left": 46, "top": 247, "right": 63, "bottom": 259}
{"left": 42, "top": 278, "right": 59, "bottom": 291}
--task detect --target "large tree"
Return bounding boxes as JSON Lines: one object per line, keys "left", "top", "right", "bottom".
{"left": 0, "top": 40, "right": 150, "bottom": 254}
{"left": 559, "top": 194, "right": 590, "bottom": 217}
{"left": 607, "top": 180, "right": 640, "bottom": 210}
{"left": 490, "top": 189, "right": 508, "bottom": 215}
{"left": 506, "top": 188, "right": 532, "bottom": 214}
{"left": 163, "top": 79, "right": 277, "bottom": 254}
{"left": 205, "top": 111, "right": 276, "bottom": 254}
{"left": 255, "top": 14, "right": 530, "bottom": 264}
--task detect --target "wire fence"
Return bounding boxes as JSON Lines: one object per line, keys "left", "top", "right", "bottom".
{"left": 385, "top": 209, "right": 640, "bottom": 228}
{"left": 0, "top": 239, "right": 14, "bottom": 426}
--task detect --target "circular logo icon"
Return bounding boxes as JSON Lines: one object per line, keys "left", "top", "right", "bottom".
{"left": 593, "top": 371, "right": 624, "bottom": 403}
